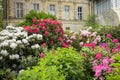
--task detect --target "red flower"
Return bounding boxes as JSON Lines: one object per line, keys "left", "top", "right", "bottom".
{"left": 42, "top": 43, "right": 47, "bottom": 47}
{"left": 29, "top": 28, "right": 40, "bottom": 34}
{"left": 40, "top": 53, "right": 45, "bottom": 58}
{"left": 44, "top": 31, "right": 49, "bottom": 36}
{"left": 95, "top": 52, "right": 102, "bottom": 59}
{"left": 106, "top": 34, "right": 112, "bottom": 39}
{"left": 62, "top": 42, "right": 69, "bottom": 48}
{"left": 25, "top": 26, "right": 31, "bottom": 31}
{"left": 84, "top": 43, "right": 96, "bottom": 49}
{"left": 112, "top": 38, "right": 119, "bottom": 43}
{"left": 58, "top": 37, "right": 63, "bottom": 41}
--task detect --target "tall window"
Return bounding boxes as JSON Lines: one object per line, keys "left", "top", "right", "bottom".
{"left": 15, "top": 3, "right": 24, "bottom": 18}
{"left": 77, "top": 6, "right": 82, "bottom": 20}
{"left": 65, "top": 6, "right": 70, "bottom": 20}
{"left": 33, "top": 3, "right": 40, "bottom": 11}
{"left": 49, "top": 5, "right": 55, "bottom": 15}
{"left": 95, "top": 0, "right": 111, "bottom": 14}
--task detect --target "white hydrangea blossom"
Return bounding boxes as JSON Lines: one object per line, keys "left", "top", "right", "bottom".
{"left": 37, "top": 34, "right": 42, "bottom": 40}
{"left": 10, "top": 43, "right": 17, "bottom": 49}
{"left": 0, "top": 41, "right": 9, "bottom": 47}
{"left": 6, "top": 25, "right": 15, "bottom": 29}
{"left": 0, "top": 50, "right": 9, "bottom": 56}
{"left": 31, "top": 44, "right": 40, "bottom": 49}
{"left": 0, "top": 26, "right": 43, "bottom": 63}
{"left": 16, "top": 40, "right": 22, "bottom": 44}
{"left": 9, "top": 54, "right": 19, "bottom": 60}
{"left": 22, "top": 39, "right": 28, "bottom": 44}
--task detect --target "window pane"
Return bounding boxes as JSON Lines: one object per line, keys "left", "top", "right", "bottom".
{"left": 33, "top": 3, "right": 39, "bottom": 11}
{"left": 16, "top": 3, "right": 24, "bottom": 18}
{"left": 50, "top": 5, "right": 55, "bottom": 15}
{"left": 77, "top": 6, "right": 82, "bottom": 20}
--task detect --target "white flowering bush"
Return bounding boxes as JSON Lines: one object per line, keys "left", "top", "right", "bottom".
{"left": 0, "top": 26, "right": 43, "bottom": 79}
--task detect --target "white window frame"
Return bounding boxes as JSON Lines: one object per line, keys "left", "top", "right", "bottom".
{"left": 15, "top": 2, "right": 24, "bottom": 18}
{"left": 77, "top": 6, "right": 82, "bottom": 20}
{"left": 65, "top": 5, "right": 70, "bottom": 20}
{"left": 33, "top": 3, "right": 40, "bottom": 11}
{"left": 49, "top": 4, "right": 55, "bottom": 15}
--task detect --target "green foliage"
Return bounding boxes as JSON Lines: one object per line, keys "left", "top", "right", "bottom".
{"left": 85, "top": 14, "right": 100, "bottom": 31}
{"left": 16, "top": 47, "right": 85, "bottom": 80}
{"left": 0, "top": 0, "right": 3, "bottom": 31}
{"left": 106, "top": 54, "right": 120, "bottom": 80}
{"left": 19, "top": 10, "right": 57, "bottom": 26}
{"left": 97, "top": 26, "right": 120, "bottom": 41}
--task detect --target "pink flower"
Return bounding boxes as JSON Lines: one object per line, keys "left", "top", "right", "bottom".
{"left": 102, "top": 57, "right": 112, "bottom": 65}
{"left": 93, "top": 59, "right": 98, "bottom": 65}
{"left": 112, "top": 38, "right": 119, "bottom": 43}
{"left": 62, "top": 42, "right": 69, "bottom": 48}
{"left": 40, "top": 53, "right": 45, "bottom": 58}
{"left": 33, "top": 17, "right": 37, "bottom": 23}
{"left": 99, "top": 76, "right": 105, "bottom": 80}
{"left": 70, "top": 36, "right": 76, "bottom": 39}
{"left": 44, "top": 31, "right": 49, "bottom": 36}
{"left": 80, "top": 42, "right": 84, "bottom": 46}
{"left": 54, "top": 29, "right": 58, "bottom": 33}
{"left": 106, "top": 34, "right": 112, "bottom": 39}
{"left": 58, "top": 37, "right": 63, "bottom": 41}
{"left": 29, "top": 28, "right": 40, "bottom": 34}
{"left": 95, "top": 52, "right": 102, "bottom": 59}
{"left": 84, "top": 43, "right": 96, "bottom": 49}
{"left": 112, "top": 48, "right": 119, "bottom": 53}
{"left": 93, "top": 65, "right": 103, "bottom": 77}
{"left": 42, "top": 43, "right": 47, "bottom": 47}
{"left": 25, "top": 26, "right": 31, "bottom": 31}
{"left": 42, "top": 27, "right": 47, "bottom": 30}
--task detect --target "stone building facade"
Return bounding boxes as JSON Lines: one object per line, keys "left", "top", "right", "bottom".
{"left": 4, "top": 0, "right": 120, "bottom": 31}
{"left": 3, "top": 0, "right": 91, "bottom": 32}
{"left": 94, "top": 0, "right": 120, "bottom": 26}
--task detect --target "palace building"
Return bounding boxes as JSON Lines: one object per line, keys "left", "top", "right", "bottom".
{"left": 2, "top": 0, "right": 120, "bottom": 32}
{"left": 3, "top": 0, "right": 91, "bottom": 32}
{"left": 94, "top": 0, "right": 120, "bottom": 26}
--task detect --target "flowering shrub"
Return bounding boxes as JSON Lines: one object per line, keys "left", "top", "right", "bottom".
{"left": 0, "top": 26, "right": 43, "bottom": 79}
{"left": 24, "top": 18, "right": 65, "bottom": 49}
{"left": 64, "top": 27, "right": 101, "bottom": 51}
{"left": 93, "top": 55, "right": 112, "bottom": 80}
{"left": 19, "top": 10, "right": 56, "bottom": 26}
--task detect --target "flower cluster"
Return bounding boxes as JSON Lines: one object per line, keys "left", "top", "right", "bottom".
{"left": 0, "top": 26, "right": 42, "bottom": 70}
{"left": 24, "top": 18, "right": 65, "bottom": 49}
{"left": 93, "top": 53, "right": 113, "bottom": 80}
{"left": 100, "top": 33, "right": 120, "bottom": 53}
{"left": 63, "top": 27, "right": 101, "bottom": 51}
